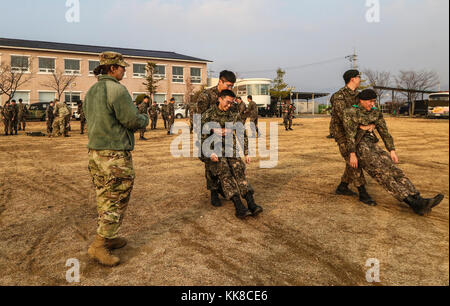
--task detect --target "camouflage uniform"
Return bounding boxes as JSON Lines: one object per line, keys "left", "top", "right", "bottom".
{"left": 52, "top": 101, "right": 70, "bottom": 137}
{"left": 237, "top": 101, "right": 247, "bottom": 125}
{"left": 1, "top": 104, "right": 12, "bottom": 135}
{"left": 245, "top": 100, "right": 259, "bottom": 136}
{"left": 201, "top": 104, "right": 253, "bottom": 199}
{"left": 161, "top": 103, "right": 168, "bottom": 129}
{"left": 78, "top": 103, "right": 86, "bottom": 134}
{"left": 186, "top": 103, "right": 196, "bottom": 132}
{"left": 9, "top": 103, "right": 19, "bottom": 135}
{"left": 282, "top": 103, "right": 296, "bottom": 130}
{"left": 167, "top": 102, "right": 175, "bottom": 133}
{"left": 17, "top": 102, "right": 28, "bottom": 131}
{"left": 330, "top": 86, "right": 366, "bottom": 188}
{"left": 65, "top": 105, "right": 72, "bottom": 134}
{"left": 46, "top": 105, "right": 54, "bottom": 135}
{"left": 138, "top": 101, "right": 150, "bottom": 138}
{"left": 196, "top": 85, "right": 219, "bottom": 115}
{"left": 88, "top": 150, "right": 135, "bottom": 238}
{"left": 343, "top": 105, "right": 418, "bottom": 201}
{"left": 148, "top": 103, "right": 160, "bottom": 130}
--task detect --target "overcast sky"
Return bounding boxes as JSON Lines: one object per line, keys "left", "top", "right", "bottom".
{"left": 0, "top": 0, "right": 448, "bottom": 100}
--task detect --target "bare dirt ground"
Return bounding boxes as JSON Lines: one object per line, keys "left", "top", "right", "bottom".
{"left": 0, "top": 116, "right": 448, "bottom": 286}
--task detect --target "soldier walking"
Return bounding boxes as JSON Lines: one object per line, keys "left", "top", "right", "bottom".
{"left": 77, "top": 101, "right": 86, "bottom": 134}
{"left": 167, "top": 98, "right": 175, "bottom": 135}
{"left": 17, "top": 99, "right": 28, "bottom": 131}
{"left": 1, "top": 101, "right": 12, "bottom": 136}
{"left": 201, "top": 90, "right": 263, "bottom": 219}
{"left": 245, "top": 95, "right": 259, "bottom": 137}
{"left": 282, "top": 100, "right": 296, "bottom": 131}
{"left": 84, "top": 51, "right": 149, "bottom": 267}
{"left": 10, "top": 100, "right": 19, "bottom": 135}
{"left": 46, "top": 101, "right": 55, "bottom": 137}
{"left": 236, "top": 97, "right": 247, "bottom": 125}
{"left": 148, "top": 100, "right": 160, "bottom": 130}
{"left": 138, "top": 96, "right": 150, "bottom": 140}
{"left": 161, "top": 100, "right": 168, "bottom": 129}
{"left": 343, "top": 89, "right": 444, "bottom": 215}
{"left": 330, "top": 70, "right": 376, "bottom": 205}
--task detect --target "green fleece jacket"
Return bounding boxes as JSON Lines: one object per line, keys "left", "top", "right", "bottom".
{"left": 83, "top": 75, "right": 149, "bottom": 151}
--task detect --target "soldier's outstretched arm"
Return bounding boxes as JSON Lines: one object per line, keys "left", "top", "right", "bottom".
{"left": 376, "top": 112, "right": 396, "bottom": 152}
{"left": 111, "top": 89, "right": 149, "bottom": 131}
{"left": 196, "top": 91, "right": 209, "bottom": 115}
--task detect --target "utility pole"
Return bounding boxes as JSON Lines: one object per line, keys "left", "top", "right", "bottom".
{"left": 345, "top": 49, "right": 358, "bottom": 69}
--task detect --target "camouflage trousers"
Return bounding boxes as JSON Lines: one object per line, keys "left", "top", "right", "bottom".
{"left": 283, "top": 116, "right": 293, "bottom": 129}
{"left": 80, "top": 118, "right": 86, "bottom": 134}
{"left": 9, "top": 119, "right": 18, "bottom": 134}
{"left": 205, "top": 157, "right": 254, "bottom": 200}
{"left": 150, "top": 115, "right": 158, "bottom": 130}
{"left": 162, "top": 115, "right": 168, "bottom": 129}
{"left": 357, "top": 140, "right": 418, "bottom": 201}
{"left": 18, "top": 115, "right": 26, "bottom": 131}
{"left": 46, "top": 119, "right": 54, "bottom": 135}
{"left": 167, "top": 116, "right": 175, "bottom": 132}
{"left": 3, "top": 119, "right": 10, "bottom": 135}
{"left": 139, "top": 128, "right": 147, "bottom": 138}
{"left": 249, "top": 118, "right": 259, "bottom": 136}
{"left": 88, "top": 150, "right": 135, "bottom": 239}
{"left": 52, "top": 117, "right": 67, "bottom": 137}
{"left": 338, "top": 142, "right": 367, "bottom": 188}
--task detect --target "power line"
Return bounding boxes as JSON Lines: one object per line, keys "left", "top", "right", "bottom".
{"left": 209, "top": 56, "right": 349, "bottom": 76}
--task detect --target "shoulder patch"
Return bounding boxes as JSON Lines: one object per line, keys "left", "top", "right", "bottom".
{"left": 372, "top": 107, "right": 378, "bottom": 110}
{"left": 352, "top": 105, "right": 359, "bottom": 108}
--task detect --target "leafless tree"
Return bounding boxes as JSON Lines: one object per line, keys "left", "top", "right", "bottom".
{"left": 41, "top": 69, "right": 78, "bottom": 101}
{"left": 363, "top": 69, "right": 391, "bottom": 108}
{"left": 0, "top": 60, "right": 33, "bottom": 105}
{"left": 395, "top": 70, "right": 439, "bottom": 117}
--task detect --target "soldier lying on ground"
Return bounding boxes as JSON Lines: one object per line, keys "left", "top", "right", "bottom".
{"left": 343, "top": 89, "right": 444, "bottom": 216}
{"left": 201, "top": 90, "right": 263, "bottom": 219}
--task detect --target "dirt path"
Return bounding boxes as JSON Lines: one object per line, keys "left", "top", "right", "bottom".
{"left": 0, "top": 117, "right": 448, "bottom": 286}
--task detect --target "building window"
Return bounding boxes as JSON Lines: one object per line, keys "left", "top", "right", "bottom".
{"left": 261, "top": 84, "right": 270, "bottom": 96}
{"left": 89, "top": 60, "right": 99, "bottom": 75}
{"left": 133, "top": 64, "right": 146, "bottom": 78}
{"left": 39, "top": 92, "right": 56, "bottom": 103}
{"left": 172, "top": 94, "right": 184, "bottom": 104}
{"left": 64, "top": 59, "right": 81, "bottom": 74}
{"left": 155, "top": 65, "right": 166, "bottom": 79}
{"left": 64, "top": 92, "right": 81, "bottom": 103}
{"left": 172, "top": 67, "right": 184, "bottom": 83}
{"left": 237, "top": 85, "right": 247, "bottom": 96}
{"left": 154, "top": 94, "right": 166, "bottom": 104}
{"left": 190, "top": 68, "right": 201, "bottom": 84}
{"left": 10, "top": 55, "right": 29, "bottom": 72}
{"left": 11, "top": 91, "right": 30, "bottom": 104}
{"left": 38, "top": 58, "right": 56, "bottom": 73}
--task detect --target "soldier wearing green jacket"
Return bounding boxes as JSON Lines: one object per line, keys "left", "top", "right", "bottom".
{"left": 84, "top": 51, "right": 149, "bottom": 267}
{"left": 343, "top": 89, "right": 443, "bottom": 216}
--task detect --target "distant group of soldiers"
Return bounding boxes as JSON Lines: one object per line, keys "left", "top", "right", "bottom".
{"left": 45, "top": 99, "right": 85, "bottom": 138}
{"left": 0, "top": 99, "right": 29, "bottom": 135}
{"left": 134, "top": 96, "right": 176, "bottom": 140}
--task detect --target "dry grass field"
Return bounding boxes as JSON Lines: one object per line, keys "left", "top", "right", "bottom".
{"left": 0, "top": 116, "right": 448, "bottom": 286}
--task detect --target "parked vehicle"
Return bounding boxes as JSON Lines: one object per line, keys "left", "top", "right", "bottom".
{"left": 26, "top": 102, "right": 50, "bottom": 121}
{"left": 399, "top": 100, "right": 428, "bottom": 116}
{"left": 427, "top": 92, "right": 449, "bottom": 118}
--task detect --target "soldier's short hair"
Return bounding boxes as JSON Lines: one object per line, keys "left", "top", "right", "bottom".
{"left": 143, "top": 95, "right": 150, "bottom": 100}
{"left": 219, "top": 90, "right": 236, "bottom": 99}
{"left": 247, "top": 95, "right": 253, "bottom": 100}
{"left": 219, "top": 70, "right": 236, "bottom": 84}
{"left": 11, "top": 100, "right": 16, "bottom": 103}
{"left": 19, "top": 99, "right": 23, "bottom": 102}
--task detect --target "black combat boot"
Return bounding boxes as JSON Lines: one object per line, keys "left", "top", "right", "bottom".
{"left": 244, "top": 193, "right": 263, "bottom": 217}
{"left": 210, "top": 190, "right": 223, "bottom": 207}
{"left": 358, "top": 186, "right": 377, "bottom": 206}
{"left": 231, "top": 195, "right": 252, "bottom": 219}
{"left": 336, "top": 182, "right": 357, "bottom": 196}
{"left": 404, "top": 193, "right": 444, "bottom": 216}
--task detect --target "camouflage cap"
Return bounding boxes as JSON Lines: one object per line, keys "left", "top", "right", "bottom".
{"left": 99, "top": 51, "right": 129, "bottom": 67}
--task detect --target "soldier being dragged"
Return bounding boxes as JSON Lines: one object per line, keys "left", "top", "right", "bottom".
{"left": 343, "top": 89, "right": 444, "bottom": 216}
{"left": 201, "top": 90, "right": 263, "bottom": 219}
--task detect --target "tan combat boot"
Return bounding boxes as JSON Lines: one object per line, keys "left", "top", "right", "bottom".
{"left": 104, "top": 237, "right": 127, "bottom": 250}
{"left": 88, "top": 235, "right": 120, "bottom": 267}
